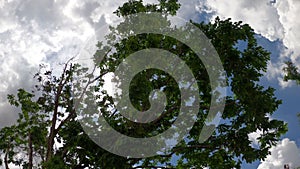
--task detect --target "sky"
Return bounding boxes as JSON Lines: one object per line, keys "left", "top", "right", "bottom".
{"left": 0, "top": 0, "right": 300, "bottom": 168}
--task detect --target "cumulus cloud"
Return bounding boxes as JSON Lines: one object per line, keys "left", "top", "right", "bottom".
{"left": 200, "top": 0, "right": 300, "bottom": 87}
{"left": 258, "top": 138, "right": 300, "bottom": 169}
{"left": 0, "top": 0, "right": 95, "bottom": 127}
{"left": 199, "top": 0, "right": 284, "bottom": 41}
{"left": 1, "top": 1, "right": 299, "bottom": 168}
{"left": 248, "top": 130, "right": 300, "bottom": 168}
{"left": 275, "top": 0, "right": 300, "bottom": 61}
{"left": 0, "top": 0, "right": 202, "bottom": 127}
{"left": 248, "top": 129, "right": 264, "bottom": 148}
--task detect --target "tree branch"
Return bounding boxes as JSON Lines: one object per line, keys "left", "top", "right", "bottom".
{"left": 46, "top": 58, "right": 74, "bottom": 162}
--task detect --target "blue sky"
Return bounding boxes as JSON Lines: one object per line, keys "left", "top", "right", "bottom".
{"left": 0, "top": 0, "right": 300, "bottom": 168}
{"left": 240, "top": 34, "right": 300, "bottom": 169}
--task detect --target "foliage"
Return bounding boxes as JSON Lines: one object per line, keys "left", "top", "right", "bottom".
{"left": 94, "top": 1, "right": 287, "bottom": 168}
{"left": 283, "top": 61, "right": 300, "bottom": 84}
{"left": 0, "top": 0, "right": 287, "bottom": 168}
{"left": 283, "top": 61, "right": 300, "bottom": 122}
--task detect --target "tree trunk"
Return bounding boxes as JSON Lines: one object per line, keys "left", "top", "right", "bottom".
{"left": 46, "top": 81, "right": 63, "bottom": 162}
{"left": 28, "top": 132, "right": 33, "bottom": 169}
{"left": 4, "top": 150, "right": 10, "bottom": 169}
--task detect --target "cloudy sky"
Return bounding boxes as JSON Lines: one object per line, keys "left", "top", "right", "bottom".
{"left": 0, "top": 0, "right": 300, "bottom": 168}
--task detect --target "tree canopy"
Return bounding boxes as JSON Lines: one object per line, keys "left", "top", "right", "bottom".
{"left": 0, "top": 0, "right": 287, "bottom": 168}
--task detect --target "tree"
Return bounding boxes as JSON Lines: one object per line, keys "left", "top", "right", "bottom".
{"left": 0, "top": 60, "right": 132, "bottom": 169}
{"left": 283, "top": 61, "right": 300, "bottom": 84}
{"left": 283, "top": 61, "right": 300, "bottom": 121}
{"left": 0, "top": 88, "right": 47, "bottom": 169}
{"left": 0, "top": 0, "right": 287, "bottom": 168}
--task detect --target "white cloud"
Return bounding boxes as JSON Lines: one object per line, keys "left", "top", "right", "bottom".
{"left": 200, "top": 0, "right": 300, "bottom": 87}
{"left": 275, "top": 0, "right": 300, "bottom": 60}
{"left": 247, "top": 126, "right": 300, "bottom": 169}
{"left": 0, "top": 0, "right": 96, "bottom": 127}
{"left": 266, "top": 60, "right": 294, "bottom": 88}
{"left": 201, "top": 0, "right": 284, "bottom": 41}
{"left": 0, "top": 0, "right": 203, "bottom": 128}
{"left": 1, "top": 1, "right": 299, "bottom": 168}
{"left": 258, "top": 138, "right": 300, "bottom": 169}
{"left": 248, "top": 129, "right": 264, "bottom": 147}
